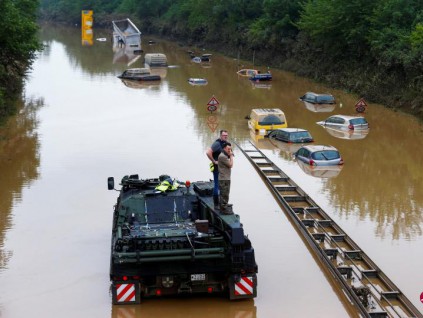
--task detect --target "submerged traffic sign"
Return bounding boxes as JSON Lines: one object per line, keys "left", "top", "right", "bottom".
{"left": 355, "top": 98, "right": 367, "bottom": 113}
{"left": 207, "top": 96, "right": 220, "bottom": 106}
{"left": 206, "top": 96, "right": 220, "bottom": 113}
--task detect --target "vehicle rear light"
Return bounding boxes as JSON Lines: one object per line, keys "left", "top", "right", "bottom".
{"left": 348, "top": 124, "right": 354, "bottom": 130}
{"left": 156, "top": 289, "right": 162, "bottom": 296}
{"left": 133, "top": 276, "right": 140, "bottom": 280}
{"left": 339, "top": 158, "right": 344, "bottom": 165}
{"left": 207, "top": 287, "right": 213, "bottom": 293}
{"left": 123, "top": 276, "right": 128, "bottom": 281}
{"left": 309, "top": 159, "right": 316, "bottom": 166}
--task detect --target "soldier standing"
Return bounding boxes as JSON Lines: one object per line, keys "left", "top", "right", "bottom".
{"left": 218, "top": 142, "right": 234, "bottom": 214}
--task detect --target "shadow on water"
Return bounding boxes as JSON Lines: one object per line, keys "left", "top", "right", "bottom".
{"left": 0, "top": 97, "right": 43, "bottom": 269}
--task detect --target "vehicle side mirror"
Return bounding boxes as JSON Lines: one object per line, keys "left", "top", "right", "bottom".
{"left": 108, "top": 177, "right": 115, "bottom": 190}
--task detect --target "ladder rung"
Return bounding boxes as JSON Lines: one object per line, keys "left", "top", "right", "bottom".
{"left": 330, "top": 234, "right": 346, "bottom": 242}
{"left": 344, "top": 250, "right": 362, "bottom": 260}
{"left": 301, "top": 219, "right": 315, "bottom": 227}
{"left": 361, "top": 269, "right": 378, "bottom": 278}
{"left": 380, "top": 291, "right": 400, "bottom": 299}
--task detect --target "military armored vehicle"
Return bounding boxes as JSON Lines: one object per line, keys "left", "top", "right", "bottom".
{"left": 107, "top": 174, "right": 258, "bottom": 304}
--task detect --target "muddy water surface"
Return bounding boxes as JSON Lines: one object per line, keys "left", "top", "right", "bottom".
{"left": 0, "top": 25, "right": 422, "bottom": 318}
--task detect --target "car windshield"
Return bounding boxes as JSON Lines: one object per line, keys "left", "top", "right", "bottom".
{"left": 350, "top": 118, "right": 368, "bottom": 125}
{"left": 291, "top": 132, "right": 312, "bottom": 141}
{"left": 311, "top": 150, "right": 339, "bottom": 160}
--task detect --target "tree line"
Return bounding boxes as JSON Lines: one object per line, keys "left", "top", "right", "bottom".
{"left": 38, "top": 0, "right": 423, "bottom": 118}
{"left": 3, "top": 0, "right": 422, "bottom": 122}
{"left": 0, "top": 0, "right": 41, "bottom": 124}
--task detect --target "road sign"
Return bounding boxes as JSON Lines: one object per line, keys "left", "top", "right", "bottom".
{"left": 207, "top": 105, "right": 217, "bottom": 112}
{"left": 355, "top": 98, "right": 367, "bottom": 113}
{"left": 207, "top": 96, "right": 220, "bottom": 107}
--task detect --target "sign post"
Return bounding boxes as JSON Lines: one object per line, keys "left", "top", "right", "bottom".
{"left": 206, "top": 96, "right": 220, "bottom": 113}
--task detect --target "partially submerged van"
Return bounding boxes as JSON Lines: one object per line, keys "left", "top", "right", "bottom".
{"left": 248, "top": 108, "right": 288, "bottom": 132}
{"left": 144, "top": 53, "right": 167, "bottom": 67}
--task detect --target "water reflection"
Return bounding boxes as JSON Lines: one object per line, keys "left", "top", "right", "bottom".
{"left": 296, "top": 159, "right": 343, "bottom": 178}
{"left": 250, "top": 82, "right": 272, "bottom": 90}
{"left": 0, "top": 97, "right": 42, "bottom": 269}
{"left": 112, "top": 47, "right": 142, "bottom": 66}
{"left": 318, "top": 126, "right": 369, "bottom": 140}
{"left": 301, "top": 101, "right": 335, "bottom": 112}
{"left": 119, "top": 79, "right": 161, "bottom": 90}
{"left": 111, "top": 299, "right": 256, "bottom": 318}
{"left": 268, "top": 138, "right": 305, "bottom": 156}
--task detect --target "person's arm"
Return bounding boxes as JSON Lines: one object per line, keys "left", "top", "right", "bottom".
{"left": 206, "top": 147, "right": 217, "bottom": 164}
{"left": 220, "top": 152, "right": 234, "bottom": 168}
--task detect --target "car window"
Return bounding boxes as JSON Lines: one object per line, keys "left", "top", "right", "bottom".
{"left": 259, "top": 115, "right": 283, "bottom": 125}
{"left": 316, "top": 95, "right": 335, "bottom": 103}
{"left": 311, "top": 151, "right": 326, "bottom": 160}
{"left": 308, "top": 94, "right": 316, "bottom": 102}
{"left": 350, "top": 118, "right": 368, "bottom": 125}
{"left": 328, "top": 117, "right": 345, "bottom": 124}
{"left": 297, "top": 148, "right": 308, "bottom": 157}
{"left": 312, "top": 150, "right": 340, "bottom": 160}
{"left": 291, "top": 131, "right": 311, "bottom": 142}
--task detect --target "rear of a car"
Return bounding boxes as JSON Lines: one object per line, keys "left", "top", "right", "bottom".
{"left": 348, "top": 117, "right": 369, "bottom": 130}
{"left": 289, "top": 131, "right": 313, "bottom": 143}
{"left": 317, "top": 115, "right": 369, "bottom": 131}
{"left": 248, "top": 109, "right": 288, "bottom": 131}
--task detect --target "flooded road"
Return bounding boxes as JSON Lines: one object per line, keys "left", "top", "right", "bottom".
{"left": 0, "top": 25, "right": 422, "bottom": 317}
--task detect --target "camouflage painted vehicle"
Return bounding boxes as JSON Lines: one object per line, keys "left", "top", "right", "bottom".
{"left": 107, "top": 174, "right": 258, "bottom": 304}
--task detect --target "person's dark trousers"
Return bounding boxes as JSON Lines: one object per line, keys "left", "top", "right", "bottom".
{"left": 219, "top": 180, "right": 231, "bottom": 209}
{"left": 213, "top": 168, "right": 219, "bottom": 196}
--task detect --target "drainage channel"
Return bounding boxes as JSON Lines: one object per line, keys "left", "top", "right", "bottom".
{"left": 236, "top": 141, "right": 422, "bottom": 318}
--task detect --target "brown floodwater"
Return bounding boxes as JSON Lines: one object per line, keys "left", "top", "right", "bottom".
{"left": 0, "top": 25, "right": 422, "bottom": 318}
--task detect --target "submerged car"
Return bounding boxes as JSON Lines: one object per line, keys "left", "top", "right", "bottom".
{"left": 268, "top": 128, "right": 313, "bottom": 143}
{"left": 247, "top": 108, "right": 288, "bottom": 132}
{"left": 299, "top": 92, "right": 336, "bottom": 104}
{"left": 294, "top": 145, "right": 343, "bottom": 166}
{"left": 317, "top": 115, "right": 369, "bottom": 130}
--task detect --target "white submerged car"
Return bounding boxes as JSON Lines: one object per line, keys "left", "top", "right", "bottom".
{"left": 317, "top": 115, "right": 369, "bottom": 130}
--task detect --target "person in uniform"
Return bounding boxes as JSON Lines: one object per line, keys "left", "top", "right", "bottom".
{"left": 218, "top": 142, "right": 234, "bottom": 214}
{"left": 206, "top": 130, "right": 229, "bottom": 204}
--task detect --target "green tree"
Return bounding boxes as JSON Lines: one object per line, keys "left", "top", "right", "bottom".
{"left": 0, "top": 0, "right": 41, "bottom": 121}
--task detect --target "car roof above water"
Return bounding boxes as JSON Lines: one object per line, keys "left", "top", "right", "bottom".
{"left": 328, "top": 114, "right": 366, "bottom": 120}
{"left": 273, "top": 128, "right": 308, "bottom": 133}
{"left": 302, "top": 145, "right": 338, "bottom": 152}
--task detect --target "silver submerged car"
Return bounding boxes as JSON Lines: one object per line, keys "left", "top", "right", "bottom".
{"left": 317, "top": 115, "right": 369, "bottom": 130}
{"left": 295, "top": 145, "right": 344, "bottom": 166}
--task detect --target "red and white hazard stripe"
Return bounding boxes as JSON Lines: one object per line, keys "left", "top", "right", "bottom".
{"left": 234, "top": 276, "right": 254, "bottom": 296}
{"left": 116, "top": 283, "right": 136, "bottom": 303}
